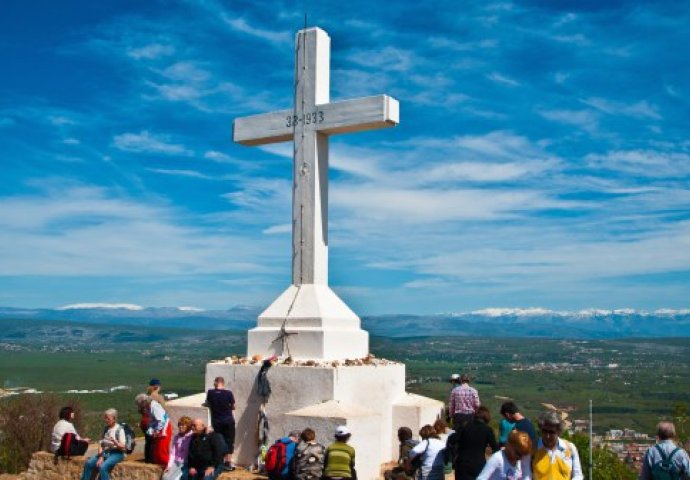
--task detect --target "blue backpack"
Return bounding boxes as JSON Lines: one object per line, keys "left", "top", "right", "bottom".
{"left": 650, "top": 445, "right": 681, "bottom": 480}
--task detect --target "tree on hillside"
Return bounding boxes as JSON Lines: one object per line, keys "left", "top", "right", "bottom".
{"left": 0, "top": 394, "right": 83, "bottom": 474}
{"left": 568, "top": 432, "right": 637, "bottom": 480}
{"left": 672, "top": 402, "right": 689, "bottom": 443}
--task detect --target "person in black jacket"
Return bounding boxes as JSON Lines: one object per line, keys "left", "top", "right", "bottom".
{"left": 187, "top": 418, "right": 226, "bottom": 480}
{"left": 447, "top": 406, "right": 499, "bottom": 480}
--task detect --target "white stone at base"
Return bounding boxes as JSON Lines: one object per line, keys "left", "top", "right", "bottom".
{"left": 249, "top": 284, "right": 369, "bottom": 360}
{"left": 167, "top": 362, "right": 444, "bottom": 480}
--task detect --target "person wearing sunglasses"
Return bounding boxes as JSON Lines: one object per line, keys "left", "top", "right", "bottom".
{"left": 532, "top": 411, "right": 583, "bottom": 480}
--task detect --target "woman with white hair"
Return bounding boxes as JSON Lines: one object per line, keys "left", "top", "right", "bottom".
{"left": 135, "top": 393, "right": 172, "bottom": 467}
{"left": 80, "top": 409, "right": 126, "bottom": 480}
{"left": 532, "top": 411, "right": 583, "bottom": 480}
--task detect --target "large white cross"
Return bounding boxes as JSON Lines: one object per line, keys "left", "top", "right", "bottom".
{"left": 233, "top": 27, "right": 399, "bottom": 287}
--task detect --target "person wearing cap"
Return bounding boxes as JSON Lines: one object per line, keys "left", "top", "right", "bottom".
{"left": 147, "top": 378, "right": 166, "bottom": 406}
{"left": 324, "top": 426, "right": 356, "bottom": 480}
{"left": 448, "top": 374, "right": 480, "bottom": 431}
{"left": 205, "top": 376, "right": 236, "bottom": 471}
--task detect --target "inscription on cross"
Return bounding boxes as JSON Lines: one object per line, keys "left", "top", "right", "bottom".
{"left": 233, "top": 27, "right": 399, "bottom": 287}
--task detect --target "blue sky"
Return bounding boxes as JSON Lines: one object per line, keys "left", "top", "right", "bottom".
{"left": 1, "top": 0, "right": 689, "bottom": 314}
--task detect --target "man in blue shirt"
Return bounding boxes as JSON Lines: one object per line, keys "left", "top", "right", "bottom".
{"left": 205, "top": 376, "right": 236, "bottom": 471}
{"left": 639, "top": 421, "right": 690, "bottom": 480}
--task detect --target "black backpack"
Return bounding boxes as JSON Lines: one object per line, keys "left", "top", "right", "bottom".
{"left": 650, "top": 444, "right": 681, "bottom": 480}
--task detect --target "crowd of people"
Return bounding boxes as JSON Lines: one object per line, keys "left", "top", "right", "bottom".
{"left": 49, "top": 373, "right": 690, "bottom": 480}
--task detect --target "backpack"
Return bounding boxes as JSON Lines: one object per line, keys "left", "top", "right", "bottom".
{"left": 651, "top": 445, "right": 681, "bottom": 480}
{"left": 103, "top": 422, "right": 137, "bottom": 454}
{"left": 265, "top": 440, "right": 287, "bottom": 477}
{"left": 56, "top": 432, "right": 88, "bottom": 458}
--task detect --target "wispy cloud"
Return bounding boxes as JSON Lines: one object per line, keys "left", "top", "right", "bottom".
{"left": 486, "top": 72, "right": 520, "bottom": 87}
{"left": 222, "top": 16, "right": 291, "bottom": 44}
{"left": 586, "top": 149, "right": 690, "bottom": 177}
{"left": 113, "top": 131, "right": 193, "bottom": 156}
{"left": 126, "top": 43, "right": 175, "bottom": 59}
{"left": 346, "top": 46, "right": 416, "bottom": 72}
{"left": 581, "top": 97, "right": 662, "bottom": 120}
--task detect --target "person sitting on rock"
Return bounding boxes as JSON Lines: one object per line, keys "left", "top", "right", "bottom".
{"left": 80, "top": 409, "right": 126, "bottom": 480}
{"left": 51, "top": 406, "right": 90, "bottom": 457}
{"left": 187, "top": 418, "right": 226, "bottom": 480}
{"left": 163, "top": 415, "right": 194, "bottom": 480}
{"left": 384, "top": 427, "right": 419, "bottom": 480}
{"left": 324, "top": 426, "right": 356, "bottom": 480}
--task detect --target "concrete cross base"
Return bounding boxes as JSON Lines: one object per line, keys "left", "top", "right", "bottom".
{"left": 167, "top": 361, "right": 444, "bottom": 480}
{"left": 250, "top": 284, "right": 369, "bottom": 360}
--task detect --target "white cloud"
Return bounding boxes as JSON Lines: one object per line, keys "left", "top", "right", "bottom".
{"left": 204, "top": 151, "right": 232, "bottom": 162}
{"left": 0, "top": 184, "right": 274, "bottom": 276}
{"left": 147, "top": 168, "right": 216, "bottom": 179}
{"left": 346, "top": 46, "right": 416, "bottom": 72}
{"left": 538, "top": 108, "right": 599, "bottom": 132}
{"left": 222, "top": 16, "right": 291, "bottom": 44}
{"left": 262, "top": 224, "right": 291, "bottom": 235}
{"left": 127, "top": 43, "right": 175, "bottom": 59}
{"left": 487, "top": 72, "right": 520, "bottom": 87}
{"left": 62, "top": 137, "right": 81, "bottom": 145}
{"left": 586, "top": 149, "right": 690, "bottom": 177}
{"left": 113, "top": 130, "right": 193, "bottom": 156}
{"left": 581, "top": 97, "right": 662, "bottom": 120}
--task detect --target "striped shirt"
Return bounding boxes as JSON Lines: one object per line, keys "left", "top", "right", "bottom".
{"left": 449, "top": 383, "right": 480, "bottom": 415}
{"left": 324, "top": 441, "right": 355, "bottom": 478}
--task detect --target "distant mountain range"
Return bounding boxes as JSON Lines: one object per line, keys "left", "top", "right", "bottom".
{"left": 1, "top": 305, "right": 689, "bottom": 338}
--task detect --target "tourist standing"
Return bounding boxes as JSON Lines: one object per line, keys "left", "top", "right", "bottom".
{"left": 407, "top": 425, "right": 445, "bottom": 480}
{"left": 147, "top": 378, "right": 166, "bottom": 405}
{"left": 476, "top": 430, "right": 532, "bottom": 480}
{"left": 324, "top": 426, "right": 356, "bottom": 480}
{"left": 80, "top": 409, "right": 126, "bottom": 480}
{"left": 639, "top": 421, "right": 690, "bottom": 480}
{"left": 448, "top": 406, "right": 499, "bottom": 480}
{"left": 500, "top": 401, "right": 537, "bottom": 445}
{"left": 163, "top": 416, "right": 194, "bottom": 480}
{"left": 292, "top": 428, "right": 326, "bottom": 480}
{"left": 51, "top": 406, "right": 90, "bottom": 456}
{"left": 532, "top": 411, "right": 582, "bottom": 480}
{"left": 135, "top": 393, "right": 172, "bottom": 466}
{"left": 187, "top": 418, "right": 226, "bottom": 480}
{"left": 449, "top": 374, "right": 480, "bottom": 431}
{"left": 205, "top": 376, "right": 236, "bottom": 471}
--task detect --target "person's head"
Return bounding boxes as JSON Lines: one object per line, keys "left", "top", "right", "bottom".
{"left": 178, "top": 416, "right": 193, "bottom": 435}
{"left": 289, "top": 430, "right": 301, "bottom": 441}
{"left": 134, "top": 393, "right": 152, "bottom": 408}
{"left": 433, "top": 418, "right": 448, "bottom": 435}
{"left": 300, "top": 428, "right": 316, "bottom": 443}
{"left": 460, "top": 374, "right": 470, "bottom": 384}
{"left": 192, "top": 418, "right": 206, "bottom": 435}
{"left": 214, "top": 376, "right": 225, "bottom": 389}
{"left": 148, "top": 378, "right": 161, "bottom": 391}
{"left": 104, "top": 408, "right": 118, "bottom": 427}
{"left": 397, "top": 427, "right": 413, "bottom": 443}
{"left": 419, "top": 424, "right": 439, "bottom": 440}
{"left": 59, "top": 406, "right": 74, "bottom": 421}
{"left": 500, "top": 401, "right": 519, "bottom": 421}
{"left": 475, "top": 406, "right": 491, "bottom": 424}
{"left": 335, "top": 425, "right": 351, "bottom": 442}
{"left": 537, "top": 411, "right": 564, "bottom": 449}
{"left": 506, "top": 430, "right": 532, "bottom": 457}
{"left": 657, "top": 421, "right": 676, "bottom": 441}
{"left": 449, "top": 373, "right": 460, "bottom": 384}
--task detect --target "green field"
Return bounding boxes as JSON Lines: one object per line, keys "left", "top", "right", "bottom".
{"left": 1, "top": 319, "right": 689, "bottom": 439}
